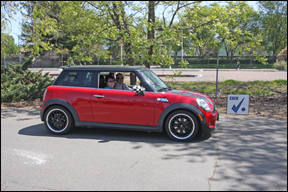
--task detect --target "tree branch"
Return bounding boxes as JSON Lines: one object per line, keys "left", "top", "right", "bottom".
{"left": 1, "top": 39, "right": 18, "bottom": 53}
{"left": 168, "top": 1, "right": 180, "bottom": 28}
{"left": 168, "top": 2, "right": 198, "bottom": 28}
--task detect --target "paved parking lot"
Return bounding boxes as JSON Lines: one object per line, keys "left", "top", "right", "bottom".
{"left": 29, "top": 67, "right": 287, "bottom": 82}
{"left": 1, "top": 108, "right": 287, "bottom": 191}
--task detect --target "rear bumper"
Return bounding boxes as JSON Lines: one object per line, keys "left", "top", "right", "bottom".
{"left": 40, "top": 104, "right": 44, "bottom": 121}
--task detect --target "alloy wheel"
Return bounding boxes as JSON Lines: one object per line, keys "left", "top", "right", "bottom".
{"left": 46, "top": 108, "right": 69, "bottom": 133}
{"left": 168, "top": 113, "right": 195, "bottom": 140}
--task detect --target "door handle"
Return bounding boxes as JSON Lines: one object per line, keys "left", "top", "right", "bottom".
{"left": 93, "top": 95, "right": 105, "bottom": 98}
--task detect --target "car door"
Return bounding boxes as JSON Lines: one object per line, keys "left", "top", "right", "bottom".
{"left": 52, "top": 70, "right": 97, "bottom": 122}
{"left": 91, "top": 89, "right": 155, "bottom": 126}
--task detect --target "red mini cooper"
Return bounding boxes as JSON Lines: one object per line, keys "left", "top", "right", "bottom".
{"left": 40, "top": 65, "right": 219, "bottom": 141}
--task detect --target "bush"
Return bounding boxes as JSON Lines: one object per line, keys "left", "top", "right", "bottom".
{"left": 1, "top": 63, "right": 54, "bottom": 102}
{"left": 277, "top": 47, "right": 287, "bottom": 62}
{"left": 274, "top": 61, "right": 287, "bottom": 70}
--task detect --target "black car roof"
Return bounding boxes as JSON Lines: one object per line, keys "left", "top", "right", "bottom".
{"left": 61, "top": 65, "right": 148, "bottom": 72}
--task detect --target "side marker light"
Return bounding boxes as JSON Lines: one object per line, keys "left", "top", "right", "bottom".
{"left": 198, "top": 114, "right": 203, "bottom": 121}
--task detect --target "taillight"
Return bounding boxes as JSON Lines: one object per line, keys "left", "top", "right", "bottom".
{"left": 43, "top": 89, "right": 47, "bottom": 101}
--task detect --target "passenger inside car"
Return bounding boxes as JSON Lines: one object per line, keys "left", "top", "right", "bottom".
{"left": 114, "top": 73, "right": 130, "bottom": 90}
{"left": 98, "top": 71, "right": 146, "bottom": 91}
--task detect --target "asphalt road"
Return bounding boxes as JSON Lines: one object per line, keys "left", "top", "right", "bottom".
{"left": 1, "top": 108, "right": 287, "bottom": 191}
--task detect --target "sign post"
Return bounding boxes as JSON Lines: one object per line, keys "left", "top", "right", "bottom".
{"left": 216, "top": 53, "right": 219, "bottom": 98}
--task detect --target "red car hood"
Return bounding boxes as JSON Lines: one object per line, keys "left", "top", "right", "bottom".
{"left": 164, "top": 89, "right": 214, "bottom": 104}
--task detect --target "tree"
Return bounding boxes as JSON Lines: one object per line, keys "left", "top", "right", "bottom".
{"left": 107, "top": 40, "right": 120, "bottom": 62}
{"left": 146, "top": 1, "right": 156, "bottom": 68}
{"left": 21, "top": 1, "right": 88, "bottom": 63}
{"left": 215, "top": 2, "right": 256, "bottom": 60}
{"left": 146, "top": 1, "right": 200, "bottom": 68}
{"left": 235, "top": 9, "right": 267, "bottom": 59}
{"left": 26, "top": 1, "right": 198, "bottom": 68}
{"left": 1, "top": 33, "right": 19, "bottom": 58}
{"left": 1, "top": 1, "right": 19, "bottom": 56}
{"left": 26, "top": 0, "right": 267, "bottom": 70}
{"left": 181, "top": 5, "right": 220, "bottom": 58}
{"left": 258, "top": 1, "right": 287, "bottom": 62}
{"left": 1, "top": 1, "right": 19, "bottom": 33}
{"left": 180, "top": 1, "right": 264, "bottom": 62}
{"left": 90, "top": 43, "right": 108, "bottom": 65}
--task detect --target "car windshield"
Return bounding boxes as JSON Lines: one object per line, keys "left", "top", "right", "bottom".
{"left": 140, "top": 69, "right": 169, "bottom": 92}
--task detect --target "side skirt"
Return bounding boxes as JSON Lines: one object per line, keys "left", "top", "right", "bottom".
{"left": 75, "top": 121, "right": 163, "bottom": 133}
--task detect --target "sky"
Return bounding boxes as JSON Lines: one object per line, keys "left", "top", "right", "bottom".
{"left": 8, "top": 1, "right": 259, "bottom": 46}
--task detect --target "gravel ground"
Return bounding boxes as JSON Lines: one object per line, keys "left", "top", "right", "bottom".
{"left": 209, "top": 94, "right": 287, "bottom": 118}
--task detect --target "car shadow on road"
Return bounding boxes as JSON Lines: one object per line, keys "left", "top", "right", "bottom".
{"left": 18, "top": 123, "right": 211, "bottom": 144}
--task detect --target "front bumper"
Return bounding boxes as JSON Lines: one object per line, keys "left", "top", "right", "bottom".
{"left": 201, "top": 110, "right": 219, "bottom": 134}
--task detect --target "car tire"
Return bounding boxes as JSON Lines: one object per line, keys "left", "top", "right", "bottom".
{"left": 165, "top": 110, "right": 199, "bottom": 141}
{"left": 44, "top": 106, "right": 74, "bottom": 134}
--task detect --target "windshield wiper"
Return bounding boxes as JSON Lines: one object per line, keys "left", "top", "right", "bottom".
{"left": 157, "top": 87, "right": 175, "bottom": 92}
{"left": 157, "top": 88, "right": 169, "bottom": 92}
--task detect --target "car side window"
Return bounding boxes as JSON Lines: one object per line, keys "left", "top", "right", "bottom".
{"left": 82, "top": 72, "right": 93, "bottom": 87}
{"left": 97, "top": 71, "right": 146, "bottom": 91}
{"left": 54, "top": 71, "right": 96, "bottom": 87}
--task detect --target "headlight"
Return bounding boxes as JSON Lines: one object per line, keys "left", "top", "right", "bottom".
{"left": 196, "top": 98, "right": 211, "bottom": 111}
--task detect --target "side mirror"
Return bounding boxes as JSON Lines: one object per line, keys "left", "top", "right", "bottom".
{"left": 132, "top": 85, "right": 145, "bottom": 96}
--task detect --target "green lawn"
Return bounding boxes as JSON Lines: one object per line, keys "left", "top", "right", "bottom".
{"left": 161, "top": 63, "right": 276, "bottom": 69}
{"left": 165, "top": 79, "right": 287, "bottom": 97}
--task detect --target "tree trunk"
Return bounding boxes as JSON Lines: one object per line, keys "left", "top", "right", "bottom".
{"left": 207, "top": 52, "right": 210, "bottom": 69}
{"left": 173, "top": 50, "right": 177, "bottom": 64}
{"left": 124, "top": 43, "right": 134, "bottom": 66}
{"left": 230, "top": 50, "right": 234, "bottom": 62}
{"left": 144, "top": 1, "right": 155, "bottom": 69}
{"left": 224, "top": 43, "right": 229, "bottom": 59}
{"left": 111, "top": 2, "right": 134, "bottom": 67}
{"left": 123, "top": 43, "right": 136, "bottom": 84}
{"left": 272, "top": 50, "right": 276, "bottom": 63}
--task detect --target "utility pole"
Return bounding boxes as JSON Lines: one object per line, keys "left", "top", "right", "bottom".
{"left": 216, "top": 53, "right": 219, "bottom": 98}
{"left": 18, "top": 35, "right": 21, "bottom": 64}
{"left": 119, "top": 39, "right": 123, "bottom": 65}
{"left": 14, "top": 34, "right": 21, "bottom": 64}
{"left": 181, "top": 27, "right": 183, "bottom": 70}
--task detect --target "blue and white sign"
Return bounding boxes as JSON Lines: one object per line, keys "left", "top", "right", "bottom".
{"left": 227, "top": 94, "right": 250, "bottom": 115}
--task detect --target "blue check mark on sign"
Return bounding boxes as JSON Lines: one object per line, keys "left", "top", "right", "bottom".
{"left": 232, "top": 98, "right": 245, "bottom": 113}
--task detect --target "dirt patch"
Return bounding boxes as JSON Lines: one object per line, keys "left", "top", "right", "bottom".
{"left": 1, "top": 99, "right": 43, "bottom": 109}
{"left": 1, "top": 95, "right": 287, "bottom": 118}
{"left": 209, "top": 94, "right": 287, "bottom": 118}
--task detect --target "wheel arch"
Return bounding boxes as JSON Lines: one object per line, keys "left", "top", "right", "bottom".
{"left": 41, "top": 99, "right": 79, "bottom": 123}
{"left": 157, "top": 103, "right": 207, "bottom": 132}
